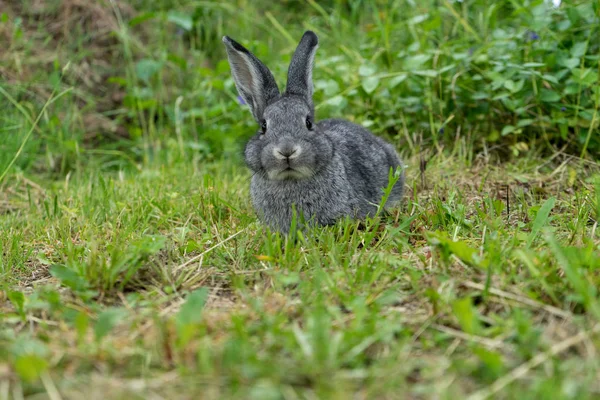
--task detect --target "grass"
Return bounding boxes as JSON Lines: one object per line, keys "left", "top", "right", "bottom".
{"left": 1, "top": 0, "right": 600, "bottom": 398}
{"left": 2, "top": 154, "right": 600, "bottom": 398}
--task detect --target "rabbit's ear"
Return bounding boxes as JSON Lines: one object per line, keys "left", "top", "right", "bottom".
{"left": 285, "top": 31, "right": 319, "bottom": 109}
{"left": 223, "top": 36, "right": 280, "bottom": 122}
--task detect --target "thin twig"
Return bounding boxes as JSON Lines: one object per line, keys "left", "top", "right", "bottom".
{"left": 432, "top": 324, "right": 508, "bottom": 350}
{"left": 40, "top": 372, "right": 63, "bottom": 400}
{"left": 463, "top": 281, "right": 572, "bottom": 319}
{"left": 173, "top": 229, "right": 246, "bottom": 272}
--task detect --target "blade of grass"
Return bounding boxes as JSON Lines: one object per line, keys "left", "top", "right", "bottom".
{"left": 0, "top": 88, "right": 73, "bottom": 184}
{"left": 526, "top": 197, "right": 556, "bottom": 248}
{"left": 546, "top": 232, "right": 600, "bottom": 320}
{"left": 442, "top": 0, "right": 482, "bottom": 42}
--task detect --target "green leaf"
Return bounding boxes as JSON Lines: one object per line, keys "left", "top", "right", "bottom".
{"left": 75, "top": 311, "right": 90, "bottom": 344}
{"left": 428, "top": 231, "right": 488, "bottom": 269}
{"left": 452, "top": 297, "right": 480, "bottom": 335}
{"left": 278, "top": 272, "right": 300, "bottom": 286}
{"left": 522, "top": 62, "right": 545, "bottom": 68}
{"left": 132, "top": 234, "right": 166, "bottom": 256}
{"left": 438, "top": 64, "right": 456, "bottom": 74}
{"left": 176, "top": 287, "right": 209, "bottom": 327}
{"left": 176, "top": 288, "right": 209, "bottom": 347}
{"left": 8, "top": 291, "right": 25, "bottom": 317}
{"left": 49, "top": 265, "right": 88, "bottom": 292}
{"left": 563, "top": 84, "right": 580, "bottom": 95}
{"left": 94, "top": 308, "right": 128, "bottom": 342}
{"left": 326, "top": 95, "right": 347, "bottom": 108}
{"left": 361, "top": 119, "right": 375, "bottom": 128}
{"left": 526, "top": 196, "right": 555, "bottom": 248}
{"left": 570, "top": 41, "right": 587, "bottom": 58}
{"left": 571, "top": 68, "right": 598, "bottom": 87}
{"left": 10, "top": 336, "right": 49, "bottom": 358}
{"left": 135, "top": 59, "right": 162, "bottom": 84}
{"left": 408, "top": 14, "right": 429, "bottom": 24}
{"left": 315, "top": 79, "right": 339, "bottom": 95}
{"left": 503, "top": 79, "right": 524, "bottom": 93}
{"left": 358, "top": 63, "right": 377, "bottom": 77}
{"left": 403, "top": 54, "right": 431, "bottom": 69}
{"left": 540, "top": 89, "right": 561, "bottom": 102}
{"left": 167, "top": 11, "right": 193, "bottom": 31}
{"left": 167, "top": 53, "right": 188, "bottom": 70}
{"left": 501, "top": 125, "right": 515, "bottom": 136}
{"left": 14, "top": 355, "right": 48, "bottom": 382}
{"left": 388, "top": 74, "right": 407, "bottom": 88}
{"left": 542, "top": 74, "right": 559, "bottom": 84}
{"left": 10, "top": 337, "right": 49, "bottom": 382}
{"left": 128, "top": 12, "right": 156, "bottom": 27}
{"left": 474, "top": 347, "right": 504, "bottom": 377}
{"left": 517, "top": 119, "right": 534, "bottom": 128}
{"left": 361, "top": 76, "right": 380, "bottom": 94}
{"left": 115, "top": 235, "right": 166, "bottom": 290}
{"left": 561, "top": 57, "right": 580, "bottom": 70}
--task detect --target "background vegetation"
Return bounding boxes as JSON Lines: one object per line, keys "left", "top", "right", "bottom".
{"left": 1, "top": 0, "right": 599, "bottom": 398}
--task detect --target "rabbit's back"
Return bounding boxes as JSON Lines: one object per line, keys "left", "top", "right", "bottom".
{"left": 319, "top": 119, "right": 404, "bottom": 211}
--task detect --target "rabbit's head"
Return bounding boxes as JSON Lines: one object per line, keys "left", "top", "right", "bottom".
{"left": 223, "top": 31, "right": 333, "bottom": 181}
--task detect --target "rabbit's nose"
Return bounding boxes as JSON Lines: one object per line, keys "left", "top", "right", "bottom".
{"left": 273, "top": 145, "right": 301, "bottom": 160}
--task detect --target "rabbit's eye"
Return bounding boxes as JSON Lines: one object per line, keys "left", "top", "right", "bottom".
{"left": 260, "top": 119, "right": 267, "bottom": 134}
{"left": 305, "top": 116, "right": 313, "bottom": 131}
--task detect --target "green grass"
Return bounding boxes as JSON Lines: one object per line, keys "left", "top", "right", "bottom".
{"left": 1, "top": 0, "right": 600, "bottom": 398}
{"left": 2, "top": 155, "right": 600, "bottom": 398}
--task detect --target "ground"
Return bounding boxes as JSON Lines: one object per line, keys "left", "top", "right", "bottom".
{"left": 2, "top": 151, "right": 600, "bottom": 399}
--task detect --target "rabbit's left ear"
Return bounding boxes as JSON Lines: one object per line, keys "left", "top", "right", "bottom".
{"left": 285, "top": 31, "right": 319, "bottom": 110}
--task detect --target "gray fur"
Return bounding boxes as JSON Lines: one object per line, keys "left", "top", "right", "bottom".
{"left": 224, "top": 31, "right": 405, "bottom": 233}
{"left": 286, "top": 31, "right": 318, "bottom": 110}
{"left": 222, "top": 36, "right": 280, "bottom": 122}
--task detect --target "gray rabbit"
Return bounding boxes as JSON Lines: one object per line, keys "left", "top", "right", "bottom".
{"left": 223, "top": 31, "right": 404, "bottom": 233}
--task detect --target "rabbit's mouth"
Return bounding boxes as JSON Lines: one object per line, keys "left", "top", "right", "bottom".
{"left": 268, "top": 166, "right": 314, "bottom": 181}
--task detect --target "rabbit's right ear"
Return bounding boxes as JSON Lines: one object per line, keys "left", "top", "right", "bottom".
{"left": 223, "top": 36, "right": 280, "bottom": 122}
